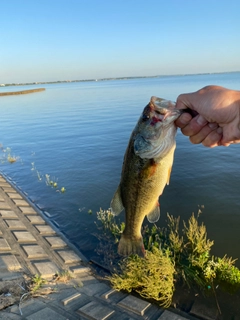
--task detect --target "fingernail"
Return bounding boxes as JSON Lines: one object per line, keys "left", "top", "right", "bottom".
{"left": 208, "top": 122, "right": 218, "bottom": 129}
{"left": 196, "top": 115, "right": 207, "bottom": 126}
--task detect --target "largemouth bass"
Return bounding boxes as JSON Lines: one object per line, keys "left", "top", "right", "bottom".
{"left": 110, "top": 96, "right": 181, "bottom": 257}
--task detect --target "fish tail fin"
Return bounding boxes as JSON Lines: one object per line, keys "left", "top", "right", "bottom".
{"left": 118, "top": 234, "right": 145, "bottom": 257}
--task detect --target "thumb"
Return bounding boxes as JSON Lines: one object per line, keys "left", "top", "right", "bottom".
{"left": 176, "top": 94, "right": 192, "bottom": 110}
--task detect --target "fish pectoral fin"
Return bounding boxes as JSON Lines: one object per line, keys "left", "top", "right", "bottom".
{"left": 110, "top": 185, "right": 124, "bottom": 216}
{"left": 147, "top": 203, "right": 160, "bottom": 223}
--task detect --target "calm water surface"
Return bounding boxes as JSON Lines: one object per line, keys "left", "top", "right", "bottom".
{"left": 1, "top": 73, "right": 240, "bottom": 263}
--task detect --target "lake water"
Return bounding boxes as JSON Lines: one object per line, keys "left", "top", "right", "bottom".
{"left": 1, "top": 73, "right": 240, "bottom": 264}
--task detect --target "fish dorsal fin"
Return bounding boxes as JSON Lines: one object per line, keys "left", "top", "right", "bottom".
{"left": 147, "top": 203, "right": 160, "bottom": 223}
{"left": 110, "top": 185, "right": 124, "bottom": 216}
{"left": 167, "top": 165, "right": 172, "bottom": 185}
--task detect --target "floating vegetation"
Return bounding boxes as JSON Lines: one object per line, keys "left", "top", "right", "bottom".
{"left": 95, "top": 208, "right": 125, "bottom": 244}
{"left": 0, "top": 145, "right": 20, "bottom": 164}
{"left": 0, "top": 144, "right": 65, "bottom": 193}
{"left": 31, "top": 162, "right": 42, "bottom": 181}
{"left": 45, "top": 174, "right": 58, "bottom": 188}
{"left": 31, "top": 163, "right": 66, "bottom": 193}
{"left": 93, "top": 208, "right": 125, "bottom": 269}
{"left": 95, "top": 209, "right": 240, "bottom": 309}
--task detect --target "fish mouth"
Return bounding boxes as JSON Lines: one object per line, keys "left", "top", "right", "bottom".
{"left": 150, "top": 96, "right": 182, "bottom": 121}
{"left": 134, "top": 96, "right": 181, "bottom": 159}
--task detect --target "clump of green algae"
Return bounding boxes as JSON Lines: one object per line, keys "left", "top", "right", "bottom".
{"left": 95, "top": 209, "right": 240, "bottom": 308}
{"left": 110, "top": 247, "right": 175, "bottom": 307}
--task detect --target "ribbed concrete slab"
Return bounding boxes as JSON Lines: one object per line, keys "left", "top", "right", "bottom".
{"left": 0, "top": 174, "right": 202, "bottom": 320}
{"left": 103, "top": 289, "right": 135, "bottom": 308}
{"left": 77, "top": 300, "right": 115, "bottom": 320}
{"left": 0, "top": 210, "right": 18, "bottom": 218}
{"left": 0, "top": 180, "right": 8, "bottom": 185}
{"left": 35, "top": 225, "right": 55, "bottom": 235}
{"left": 0, "top": 182, "right": 8, "bottom": 188}
{"left": 101, "top": 288, "right": 116, "bottom": 299}
{"left": 0, "top": 202, "right": 11, "bottom": 209}
{"left": 70, "top": 266, "right": 91, "bottom": 274}
{"left": 9, "top": 299, "right": 46, "bottom": 317}
{"left": 46, "top": 285, "right": 82, "bottom": 302}
{"left": 27, "top": 215, "right": 45, "bottom": 224}
{"left": 0, "top": 183, "right": 10, "bottom": 187}
{"left": 61, "top": 292, "right": 81, "bottom": 306}
{"left": 45, "top": 236, "right": 67, "bottom": 248}
{"left": 7, "top": 192, "right": 22, "bottom": 199}
{"left": 117, "top": 295, "right": 151, "bottom": 316}
{"left": 19, "top": 206, "right": 36, "bottom": 214}
{"left": 22, "top": 245, "right": 48, "bottom": 259}
{"left": 0, "top": 254, "right": 22, "bottom": 271}
{"left": 5, "top": 219, "right": 27, "bottom": 229}
{"left": 57, "top": 250, "right": 81, "bottom": 264}
{"left": 2, "top": 187, "right": 16, "bottom": 193}
{"left": 80, "top": 283, "right": 111, "bottom": 297}
{"left": 13, "top": 231, "right": 37, "bottom": 243}
{"left": 0, "top": 238, "right": 11, "bottom": 251}
{"left": 34, "top": 261, "right": 59, "bottom": 278}
{"left": 26, "top": 307, "right": 67, "bottom": 320}
{"left": 78, "top": 274, "right": 99, "bottom": 285}
{"left": 13, "top": 199, "right": 30, "bottom": 206}
{"left": 158, "top": 310, "right": 189, "bottom": 319}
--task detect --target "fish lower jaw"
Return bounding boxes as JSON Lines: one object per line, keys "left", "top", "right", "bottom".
{"left": 118, "top": 234, "right": 145, "bottom": 257}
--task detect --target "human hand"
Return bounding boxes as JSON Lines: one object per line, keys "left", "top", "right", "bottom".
{"left": 175, "top": 85, "right": 240, "bottom": 147}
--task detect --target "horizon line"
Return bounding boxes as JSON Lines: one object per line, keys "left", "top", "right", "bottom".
{"left": 1, "top": 70, "right": 240, "bottom": 87}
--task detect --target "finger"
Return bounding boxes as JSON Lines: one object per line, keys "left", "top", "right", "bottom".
{"left": 201, "top": 127, "right": 223, "bottom": 147}
{"left": 221, "top": 122, "right": 240, "bottom": 145}
{"left": 176, "top": 94, "right": 190, "bottom": 110}
{"left": 219, "top": 140, "right": 240, "bottom": 146}
{"left": 175, "top": 112, "right": 192, "bottom": 129}
{"left": 189, "top": 123, "right": 219, "bottom": 144}
{"left": 181, "top": 114, "right": 208, "bottom": 137}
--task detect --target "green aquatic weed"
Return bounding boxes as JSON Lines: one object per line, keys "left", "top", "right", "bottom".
{"left": 95, "top": 208, "right": 125, "bottom": 243}
{"left": 109, "top": 247, "right": 175, "bottom": 308}
{"left": 97, "top": 209, "right": 240, "bottom": 307}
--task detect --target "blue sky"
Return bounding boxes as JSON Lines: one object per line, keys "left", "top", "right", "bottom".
{"left": 1, "top": 0, "right": 240, "bottom": 83}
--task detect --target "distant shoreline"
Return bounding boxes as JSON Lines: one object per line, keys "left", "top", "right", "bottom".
{"left": 1, "top": 71, "right": 239, "bottom": 88}
{"left": 0, "top": 88, "right": 45, "bottom": 96}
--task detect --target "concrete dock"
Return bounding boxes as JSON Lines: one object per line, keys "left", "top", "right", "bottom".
{"left": 0, "top": 174, "right": 203, "bottom": 319}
